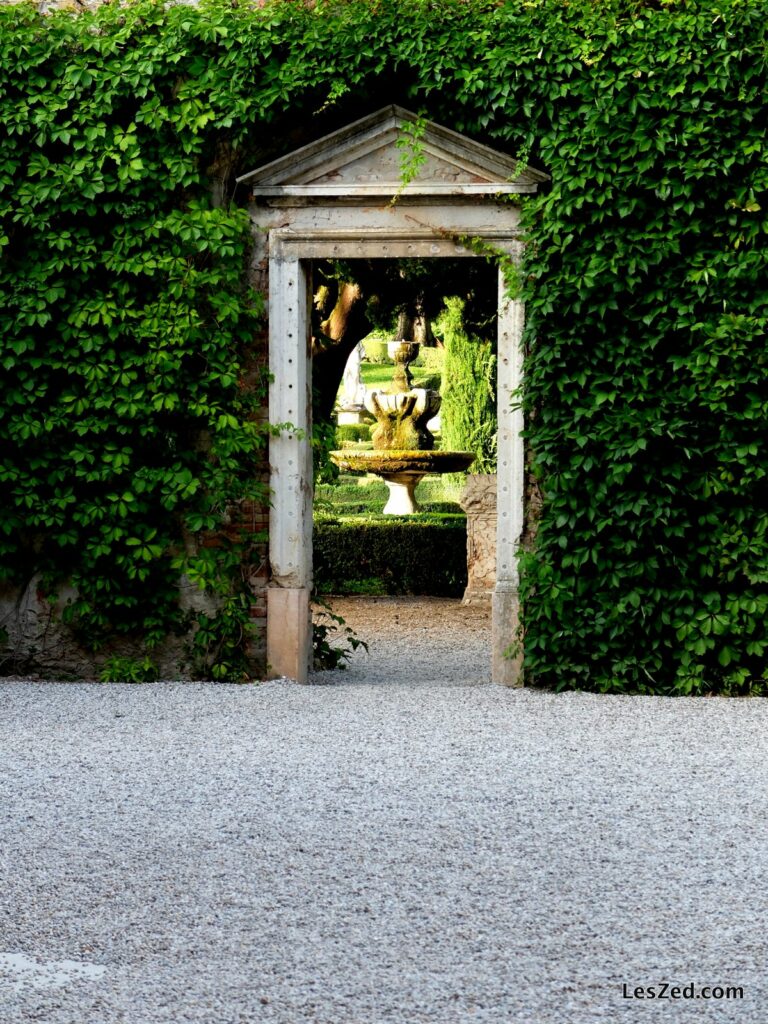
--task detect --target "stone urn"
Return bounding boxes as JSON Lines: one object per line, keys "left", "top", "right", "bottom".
{"left": 387, "top": 340, "right": 419, "bottom": 392}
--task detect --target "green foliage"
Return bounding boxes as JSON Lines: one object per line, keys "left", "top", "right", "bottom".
{"left": 439, "top": 297, "right": 497, "bottom": 472}
{"left": 312, "top": 596, "right": 369, "bottom": 670}
{"left": 335, "top": 423, "right": 371, "bottom": 445}
{"left": 313, "top": 416, "right": 340, "bottom": 485}
{"left": 361, "top": 338, "right": 391, "bottom": 364}
{"left": 0, "top": 0, "right": 268, "bottom": 668}
{"left": 0, "top": 0, "right": 765, "bottom": 692}
{"left": 100, "top": 655, "right": 159, "bottom": 684}
{"left": 314, "top": 514, "right": 467, "bottom": 596}
{"left": 182, "top": 544, "right": 261, "bottom": 681}
{"left": 390, "top": 113, "right": 428, "bottom": 206}
{"left": 515, "top": 0, "right": 768, "bottom": 695}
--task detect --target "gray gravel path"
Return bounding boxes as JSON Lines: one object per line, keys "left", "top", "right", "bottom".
{"left": 1, "top": 605, "right": 767, "bottom": 1023}
{"left": 311, "top": 596, "right": 493, "bottom": 686}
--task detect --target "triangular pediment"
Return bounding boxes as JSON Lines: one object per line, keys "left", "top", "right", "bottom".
{"left": 237, "top": 106, "right": 547, "bottom": 197}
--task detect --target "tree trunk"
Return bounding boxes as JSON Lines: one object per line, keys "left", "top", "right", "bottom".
{"left": 395, "top": 308, "right": 415, "bottom": 342}
{"left": 413, "top": 314, "right": 437, "bottom": 346}
{"left": 311, "top": 281, "right": 370, "bottom": 422}
{"left": 396, "top": 300, "right": 436, "bottom": 346}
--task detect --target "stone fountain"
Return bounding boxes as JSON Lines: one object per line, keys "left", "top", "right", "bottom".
{"left": 331, "top": 340, "right": 475, "bottom": 514}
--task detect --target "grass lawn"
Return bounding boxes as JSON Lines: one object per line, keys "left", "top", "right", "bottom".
{"left": 360, "top": 363, "right": 395, "bottom": 390}
{"left": 359, "top": 358, "right": 444, "bottom": 393}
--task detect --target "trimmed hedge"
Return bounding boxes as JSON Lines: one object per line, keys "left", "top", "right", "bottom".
{"left": 413, "top": 346, "right": 445, "bottom": 373}
{"left": 413, "top": 372, "right": 442, "bottom": 393}
{"left": 318, "top": 498, "right": 462, "bottom": 516}
{"left": 335, "top": 423, "right": 371, "bottom": 445}
{"left": 314, "top": 515, "right": 467, "bottom": 596}
{"left": 361, "top": 338, "right": 391, "bottom": 364}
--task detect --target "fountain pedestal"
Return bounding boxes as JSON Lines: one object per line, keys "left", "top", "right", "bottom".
{"left": 381, "top": 470, "right": 427, "bottom": 515}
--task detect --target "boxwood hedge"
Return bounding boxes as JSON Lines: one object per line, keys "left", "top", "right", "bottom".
{"left": 314, "top": 515, "right": 468, "bottom": 597}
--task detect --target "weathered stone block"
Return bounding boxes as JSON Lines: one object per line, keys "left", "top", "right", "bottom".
{"left": 459, "top": 473, "right": 497, "bottom": 606}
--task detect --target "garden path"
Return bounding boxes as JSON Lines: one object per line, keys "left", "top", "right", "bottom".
{"left": 310, "top": 596, "right": 491, "bottom": 685}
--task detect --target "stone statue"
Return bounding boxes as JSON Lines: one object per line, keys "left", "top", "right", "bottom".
{"left": 337, "top": 342, "right": 367, "bottom": 424}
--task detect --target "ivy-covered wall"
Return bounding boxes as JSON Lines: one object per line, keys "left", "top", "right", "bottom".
{"left": 0, "top": 0, "right": 765, "bottom": 691}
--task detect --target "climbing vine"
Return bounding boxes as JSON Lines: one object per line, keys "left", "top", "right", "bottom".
{"left": 0, "top": 0, "right": 765, "bottom": 691}
{"left": 516, "top": 0, "right": 768, "bottom": 695}
{"left": 0, "top": 2, "right": 269, "bottom": 676}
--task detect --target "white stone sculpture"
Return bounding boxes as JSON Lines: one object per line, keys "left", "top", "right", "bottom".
{"left": 337, "top": 343, "right": 367, "bottom": 424}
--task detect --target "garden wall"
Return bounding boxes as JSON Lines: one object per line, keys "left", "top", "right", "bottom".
{"left": 0, "top": 0, "right": 765, "bottom": 691}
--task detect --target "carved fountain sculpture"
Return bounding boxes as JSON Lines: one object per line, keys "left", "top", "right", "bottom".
{"left": 331, "top": 340, "right": 475, "bottom": 514}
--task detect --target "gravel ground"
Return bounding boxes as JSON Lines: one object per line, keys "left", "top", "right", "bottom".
{"left": 1, "top": 597, "right": 767, "bottom": 1024}
{"left": 311, "top": 596, "right": 493, "bottom": 685}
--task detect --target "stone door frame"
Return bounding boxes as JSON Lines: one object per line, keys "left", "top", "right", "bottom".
{"left": 266, "top": 227, "right": 525, "bottom": 685}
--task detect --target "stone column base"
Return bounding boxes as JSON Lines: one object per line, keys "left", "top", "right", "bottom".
{"left": 459, "top": 474, "right": 497, "bottom": 606}
{"left": 492, "top": 584, "right": 523, "bottom": 687}
{"left": 267, "top": 586, "right": 311, "bottom": 682}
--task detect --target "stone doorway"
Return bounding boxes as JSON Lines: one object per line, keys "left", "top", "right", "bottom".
{"left": 237, "top": 106, "right": 547, "bottom": 682}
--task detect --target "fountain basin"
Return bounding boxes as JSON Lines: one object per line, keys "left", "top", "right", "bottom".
{"left": 330, "top": 450, "right": 476, "bottom": 514}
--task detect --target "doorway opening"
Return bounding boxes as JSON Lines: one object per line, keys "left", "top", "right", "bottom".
{"left": 264, "top": 237, "right": 525, "bottom": 685}
{"left": 236, "top": 106, "right": 546, "bottom": 683}
{"left": 311, "top": 258, "right": 499, "bottom": 679}
{"left": 310, "top": 257, "right": 498, "bottom": 683}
